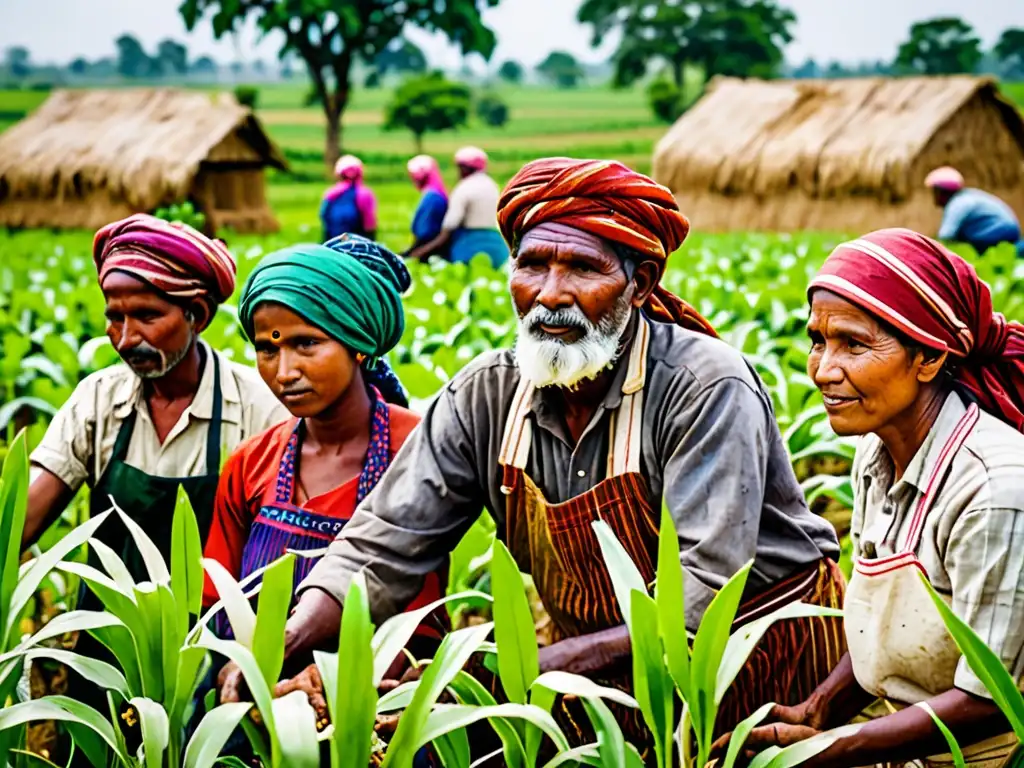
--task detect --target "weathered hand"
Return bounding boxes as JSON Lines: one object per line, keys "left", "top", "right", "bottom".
{"left": 217, "top": 660, "right": 248, "bottom": 704}
{"left": 710, "top": 720, "right": 821, "bottom": 767}
{"left": 273, "top": 663, "right": 329, "bottom": 731}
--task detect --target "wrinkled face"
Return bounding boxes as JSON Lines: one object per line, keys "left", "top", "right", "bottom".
{"left": 252, "top": 303, "right": 357, "bottom": 418}
{"left": 102, "top": 272, "right": 198, "bottom": 379}
{"left": 509, "top": 222, "right": 635, "bottom": 389}
{"left": 807, "top": 290, "right": 934, "bottom": 436}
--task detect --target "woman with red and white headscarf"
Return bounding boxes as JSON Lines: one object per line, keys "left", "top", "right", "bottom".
{"left": 407, "top": 146, "right": 509, "bottom": 266}
{"left": 718, "top": 228, "right": 1024, "bottom": 767}
{"left": 320, "top": 154, "right": 378, "bottom": 241}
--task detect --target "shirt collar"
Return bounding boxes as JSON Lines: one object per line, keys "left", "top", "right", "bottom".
{"left": 111, "top": 340, "right": 242, "bottom": 423}
{"left": 863, "top": 391, "right": 967, "bottom": 496}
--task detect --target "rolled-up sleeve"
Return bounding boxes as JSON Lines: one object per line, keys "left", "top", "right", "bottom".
{"left": 660, "top": 376, "right": 770, "bottom": 628}
{"left": 299, "top": 385, "right": 488, "bottom": 623}
{"left": 947, "top": 503, "right": 1024, "bottom": 698}
{"left": 30, "top": 379, "right": 97, "bottom": 493}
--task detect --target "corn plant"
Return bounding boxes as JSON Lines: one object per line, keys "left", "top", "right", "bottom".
{"left": 594, "top": 510, "right": 846, "bottom": 768}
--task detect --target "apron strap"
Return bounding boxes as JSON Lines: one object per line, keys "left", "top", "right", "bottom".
{"left": 901, "top": 402, "right": 980, "bottom": 553}
{"left": 608, "top": 317, "right": 650, "bottom": 477}
{"left": 498, "top": 375, "right": 536, "bottom": 476}
{"left": 205, "top": 350, "right": 224, "bottom": 475}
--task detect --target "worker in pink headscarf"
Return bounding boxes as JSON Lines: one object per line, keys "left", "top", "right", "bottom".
{"left": 404, "top": 155, "right": 449, "bottom": 260}
{"left": 925, "top": 166, "right": 1021, "bottom": 256}
{"left": 407, "top": 146, "right": 508, "bottom": 267}
{"left": 320, "top": 154, "right": 378, "bottom": 241}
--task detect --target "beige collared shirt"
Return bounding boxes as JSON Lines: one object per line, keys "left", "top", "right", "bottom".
{"left": 442, "top": 172, "right": 501, "bottom": 231}
{"left": 852, "top": 391, "right": 1024, "bottom": 698}
{"left": 31, "top": 341, "right": 289, "bottom": 492}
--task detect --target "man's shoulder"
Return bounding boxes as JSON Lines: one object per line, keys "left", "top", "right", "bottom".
{"left": 646, "top": 321, "right": 759, "bottom": 392}
{"left": 447, "top": 348, "right": 518, "bottom": 392}
{"left": 72, "top": 363, "right": 136, "bottom": 403}
{"left": 219, "top": 353, "right": 291, "bottom": 430}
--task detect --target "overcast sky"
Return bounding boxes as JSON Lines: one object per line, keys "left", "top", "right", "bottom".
{"left": 2, "top": 0, "right": 1023, "bottom": 69}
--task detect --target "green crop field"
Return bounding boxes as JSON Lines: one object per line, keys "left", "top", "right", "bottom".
{"left": 3, "top": 79, "right": 1024, "bottom": 766}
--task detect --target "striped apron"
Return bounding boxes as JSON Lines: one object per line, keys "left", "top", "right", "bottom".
{"left": 497, "top": 318, "right": 846, "bottom": 756}
{"left": 845, "top": 403, "right": 1018, "bottom": 768}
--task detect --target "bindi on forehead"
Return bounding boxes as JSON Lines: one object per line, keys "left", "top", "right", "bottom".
{"left": 272, "top": 330, "right": 281, "bottom": 340}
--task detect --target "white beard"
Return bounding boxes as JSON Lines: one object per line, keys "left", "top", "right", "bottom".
{"left": 514, "top": 292, "right": 634, "bottom": 390}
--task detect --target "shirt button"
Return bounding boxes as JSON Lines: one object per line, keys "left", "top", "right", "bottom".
{"left": 577, "top": 470, "right": 586, "bottom": 478}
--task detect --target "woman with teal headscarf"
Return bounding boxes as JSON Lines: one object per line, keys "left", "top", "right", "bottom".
{"left": 201, "top": 236, "right": 446, "bottom": 750}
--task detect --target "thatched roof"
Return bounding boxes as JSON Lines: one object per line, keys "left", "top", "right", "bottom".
{"left": 653, "top": 75, "right": 1024, "bottom": 203}
{"left": 0, "top": 88, "right": 287, "bottom": 218}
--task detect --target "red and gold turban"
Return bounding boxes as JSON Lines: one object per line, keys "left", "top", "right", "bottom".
{"left": 93, "top": 213, "right": 236, "bottom": 310}
{"left": 497, "top": 157, "right": 716, "bottom": 337}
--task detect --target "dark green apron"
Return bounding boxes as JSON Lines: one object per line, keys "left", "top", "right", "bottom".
{"left": 66, "top": 353, "right": 223, "bottom": 765}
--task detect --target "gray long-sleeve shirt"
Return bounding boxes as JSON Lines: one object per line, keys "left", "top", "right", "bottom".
{"left": 301, "top": 319, "right": 839, "bottom": 631}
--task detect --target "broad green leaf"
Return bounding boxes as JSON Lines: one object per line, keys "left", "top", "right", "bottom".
{"left": 592, "top": 520, "right": 648, "bottom": 627}
{"left": 918, "top": 702, "right": 966, "bottom": 768}
{"left": 183, "top": 702, "right": 252, "bottom": 768}
{"left": 0, "top": 610, "right": 123, "bottom": 664}
{"left": 135, "top": 582, "right": 168, "bottom": 703}
{"left": 432, "top": 727, "right": 471, "bottom": 768}
{"left": 540, "top": 744, "right": 602, "bottom": 768}
{"left": 171, "top": 485, "right": 205, "bottom": 630}
{"left": 919, "top": 573, "right": 1024, "bottom": 740}
{"left": 716, "top": 602, "right": 843, "bottom": 703}
{"left": 580, "top": 697, "right": 627, "bottom": 768}
{"left": 655, "top": 506, "right": 692, "bottom": 705}
{"left": 447, "top": 670, "right": 526, "bottom": 768}
{"left": 691, "top": 559, "right": 754, "bottom": 764}
{"left": 327, "top": 571, "right": 376, "bottom": 768}
{"left": 170, "top": 646, "right": 211, "bottom": 727}
{"left": 723, "top": 702, "right": 776, "bottom": 768}
{"left": 418, "top": 703, "right": 570, "bottom": 754}
{"left": 87, "top": 538, "right": 139, "bottom": 598}
{"left": 491, "top": 538, "right": 539, "bottom": 705}
{"left": 748, "top": 723, "right": 860, "bottom": 768}
{"left": 629, "top": 590, "right": 673, "bottom": 768}
{"left": 382, "top": 623, "right": 495, "bottom": 768}
{"left": 376, "top": 679, "right": 420, "bottom": 713}
{"left": 532, "top": 671, "right": 639, "bottom": 711}
{"left": 202, "top": 557, "right": 257, "bottom": 647}
{"left": 372, "top": 589, "right": 491, "bottom": 686}
{"left": 131, "top": 697, "right": 170, "bottom": 768}
{"left": 0, "top": 695, "right": 127, "bottom": 765}
{"left": 7, "top": 509, "right": 114, "bottom": 645}
{"left": 252, "top": 554, "right": 294, "bottom": 686}
{"left": 0, "top": 432, "right": 29, "bottom": 640}
{"left": 25, "top": 647, "right": 129, "bottom": 699}
{"left": 269, "top": 690, "right": 320, "bottom": 768}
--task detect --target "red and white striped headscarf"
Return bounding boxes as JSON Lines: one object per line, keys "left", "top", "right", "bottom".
{"left": 810, "top": 228, "right": 1024, "bottom": 431}
{"left": 93, "top": 213, "right": 236, "bottom": 310}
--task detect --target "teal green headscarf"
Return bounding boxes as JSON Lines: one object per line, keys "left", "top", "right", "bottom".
{"left": 238, "top": 241, "right": 406, "bottom": 364}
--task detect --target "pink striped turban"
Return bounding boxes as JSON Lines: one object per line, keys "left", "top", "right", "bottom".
{"left": 334, "top": 154, "right": 364, "bottom": 181}
{"left": 810, "top": 228, "right": 1024, "bottom": 431}
{"left": 454, "top": 146, "right": 488, "bottom": 171}
{"left": 93, "top": 213, "right": 237, "bottom": 309}
{"left": 924, "top": 166, "right": 965, "bottom": 192}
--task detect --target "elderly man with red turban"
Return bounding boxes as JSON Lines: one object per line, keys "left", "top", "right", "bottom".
{"left": 25, "top": 214, "right": 287, "bottom": 749}
{"left": 220, "top": 159, "right": 841, "bottom": 751}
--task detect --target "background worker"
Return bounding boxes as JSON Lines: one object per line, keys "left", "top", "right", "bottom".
{"left": 926, "top": 166, "right": 1021, "bottom": 255}
{"left": 404, "top": 154, "right": 449, "bottom": 260}
{"left": 320, "top": 154, "right": 378, "bottom": 241}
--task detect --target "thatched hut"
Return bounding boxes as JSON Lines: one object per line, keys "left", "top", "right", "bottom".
{"left": 0, "top": 88, "right": 287, "bottom": 233}
{"left": 652, "top": 75, "right": 1024, "bottom": 233}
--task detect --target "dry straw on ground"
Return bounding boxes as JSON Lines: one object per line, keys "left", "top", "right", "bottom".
{"left": 653, "top": 75, "right": 1024, "bottom": 234}
{"left": 0, "top": 88, "right": 287, "bottom": 233}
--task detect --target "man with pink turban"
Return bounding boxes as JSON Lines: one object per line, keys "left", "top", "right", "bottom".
{"left": 404, "top": 154, "right": 449, "bottom": 259}
{"left": 408, "top": 146, "right": 508, "bottom": 266}
{"left": 24, "top": 213, "right": 287, "bottom": 744}
{"left": 321, "top": 154, "right": 378, "bottom": 241}
{"left": 926, "top": 165, "right": 1021, "bottom": 255}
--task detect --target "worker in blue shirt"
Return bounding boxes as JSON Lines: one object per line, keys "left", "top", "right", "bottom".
{"left": 926, "top": 166, "right": 1021, "bottom": 255}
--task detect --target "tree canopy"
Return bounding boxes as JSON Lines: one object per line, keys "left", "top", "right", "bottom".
{"left": 385, "top": 71, "right": 471, "bottom": 153}
{"left": 498, "top": 59, "right": 524, "bottom": 83}
{"left": 894, "top": 16, "right": 983, "bottom": 75}
{"left": 179, "top": 0, "right": 498, "bottom": 168}
{"left": 578, "top": 0, "right": 795, "bottom": 88}
{"left": 995, "top": 28, "right": 1024, "bottom": 78}
{"left": 375, "top": 38, "right": 428, "bottom": 77}
{"left": 537, "top": 51, "right": 584, "bottom": 88}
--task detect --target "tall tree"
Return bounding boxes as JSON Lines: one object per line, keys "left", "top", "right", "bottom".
{"left": 115, "top": 34, "right": 154, "bottom": 78}
{"left": 536, "top": 50, "right": 584, "bottom": 88}
{"left": 191, "top": 55, "right": 218, "bottom": 75}
{"left": 995, "top": 28, "right": 1024, "bottom": 79}
{"left": 4, "top": 46, "right": 31, "bottom": 79}
{"left": 578, "top": 0, "right": 795, "bottom": 89}
{"left": 384, "top": 71, "right": 471, "bottom": 153}
{"left": 894, "top": 17, "right": 982, "bottom": 75}
{"left": 498, "top": 59, "right": 524, "bottom": 83}
{"left": 156, "top": 39, "right": 189, "bottom": 76}
{"left": 179, "top": 0, "right": 498, "bottom": 170}
{"left": 68, "top": 57, "right": 89, "bottom": 76}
